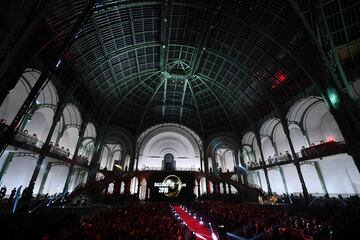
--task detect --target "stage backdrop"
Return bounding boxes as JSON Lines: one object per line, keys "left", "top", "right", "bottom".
{"left": 148, "top": 171, "right": 195, "bottom": 201}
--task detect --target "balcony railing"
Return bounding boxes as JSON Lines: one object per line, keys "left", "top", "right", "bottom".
{"left": 247, "top": 141, "right": 347, "bottom": 170}
{"left": 136, "top": 167, "right": 200, "bottom": 172}
{"left": 13, "top": 131, "right": 44, "bottom": 149}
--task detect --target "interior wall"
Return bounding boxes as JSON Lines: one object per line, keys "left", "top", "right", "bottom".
{"left": 59, "top": 127, "right": 79, "bottom": 155}
{"left": 317, "top": 154, "right": 360, "bottom": 195}
{"left": 289, "top": 126, "right": 307, "bottom": 152}
{"left": 273, "top": 125, "right": 291, "bottom": 155}
{"left": 0, "top": 75, "right": 33, "bottom": 123}
{"left": 25, "top": 108, "right": 54, "bottom": 142}
{"left": 138, "top": 126, "right": 201, "bottom": 170}
{"left": 0, "top": 154, "right": 43, "bottom": 195}
{"left": 262, "top": 138, "right": 276, "bottom": 162}
{"left": 268, "top": 170, "right": 285, "bottom": 195}
{"left": 43, "top": 165, "right": 69, "bottom": 195}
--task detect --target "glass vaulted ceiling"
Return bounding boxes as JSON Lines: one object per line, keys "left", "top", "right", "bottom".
{"left": 47, "top": 0, "right": 329, "bottom": 136}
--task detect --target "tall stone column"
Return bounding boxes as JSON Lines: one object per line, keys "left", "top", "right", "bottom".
{"left": 86, "top": 131, "right": 105, "bottom": 183}
{"left": 279, "top": 113, "right": 309, "bottom": 200}
{"left": 254, "top": 131, "right": 272, "bottom": 194}
{"left": 26, "top": 97, "right": 67, "bottom": 203}
{"left": 268, "top": 137, "right": 289, "bottom": 195}
{"left": 37, "top": 162, "right": 52, "bottom": 195}
{"left": 62, "top": 122, "right": 87, "bottom": 197}
{"left": 0, "top": 152, "right": 14, "bottom": 185}
{"left": 314, "top": 162, "right": 328, "bottom": 195}
{"left": 197, "top": 179, "right": 201, "bottom": 197}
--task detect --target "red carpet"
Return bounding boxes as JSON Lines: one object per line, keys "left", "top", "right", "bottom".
{"left": 173, "top": 205, "right": 218, "bottom": 240}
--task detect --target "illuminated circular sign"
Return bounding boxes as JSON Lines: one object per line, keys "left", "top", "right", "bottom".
{"left": 163, "top": 175, "right": 182, "bottom": 197}
{"left": 154, "top": 175, "right": 186, "bottom": 197}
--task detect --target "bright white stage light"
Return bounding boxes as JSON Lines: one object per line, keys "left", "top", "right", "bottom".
{"left": 195, "top": 233, "right": 207, "bottom": 240}
{"left": 211, "top": 233, "right": 218, "bottom": 240}
{"left": 200, "top": 220, "right": 204, "bottom": 225}
{"left": 114, "top": 164, "right": 123, "bottom": 170}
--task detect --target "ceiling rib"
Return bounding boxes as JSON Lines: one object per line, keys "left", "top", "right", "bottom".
{"left": 187, "top": 78, "right": 204, "bottom": 138}
{"left": 90, "top": 18, "right": 121, "bottom": 97}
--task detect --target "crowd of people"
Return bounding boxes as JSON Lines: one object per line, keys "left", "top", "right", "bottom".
{"left": 14, "top": 129, "right": 39, "bottom": 146}
{"left": 74, "top": 154, "right": 89, "bottom": 165}
{"left": 300, "top": 141, "right": 344, "bottom": 158}
{"left": 247, "top": 139, "right": 344, "bottom": 169}
{"left": 0, "top": 194, "right": 359, "bottom": 239}
{"left": 0, "top": 184, "right": 64, "bottom": 206}
{"left": 247, "top": 151, "right": 293, "bottom": 169}
{"left": 190, "top": 198, "right": 360, "bottom": 240}
{"left": 49, "top": 141, "right": 71, "bottom": 158}
{"left": 51, "top": 202, "right": 190, "bottom": 240}
{"left": 0, "top": 118, "right": 72, "bottom": 159}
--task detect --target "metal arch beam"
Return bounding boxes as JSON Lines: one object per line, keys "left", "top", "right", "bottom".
{"left": 299, "top": 99, "right": 324, "bottom": 131}
{"left": 195, "top": 75, "right": 236, "bottom": 133}
{"left": 160, "top": 0, "right": 172, "bottom": 72}
{"left": 187, "top": 79, "right": 205, "bottom": 138}
{"left": 199, "top": 45, "right": 291, "bottom": 124}
{"left": 162, "top": 77, "right": 168, "bottom": 120}
{"left": 85, "top": 71, "right": 160, "bottom": 120}
{"left": 89, "top": 67, "right": 158, "bottom": 101}
{"left": 189, "top": 1, "right": 224, "bottom": 76}
{"left": 290, "top": 97, "right": 322, "bottom": 124}
{"left": 75, "top": 0, "right": 318, "bottom": 129}
{"left": 179, "top": 79, "right": 188, "bottom": 123}
{"left": 94, "top": 1, "right": 162, "bottom": 12}
{"left": 287, "top": 97, "right": 316, "bottom": 123}
{"left": 80, "top": 35, "right": 288, "bottom": 121}
{"left": 81, "top": 136, "right": 96, "bottom": 143}
{"left": 106, "top": 72, "right": 163, "bottom": 126}
{"left": 64, "top": 123, "right": 81, "bottom": 130}
{"left": 89, "top": 0, "right": 313, "bottom": 95}
{"left": 36, "top": 103, "right": 57, "bottom": 111}
{"left": 83, "top": 40, "right": 270, "bottom": 122}
{"left": 128, "top": 6, "right": 142, "bottom": 83}
{"left": 336, "top": 0, "right": 351, "bottom": 44}
{"left": 286, "top": 0, "right": 353, "bottom": 100}
{"left": 84, "top": 42, "right": 161, "bottom": 78}
{"left": 269, "top": 119, "right": 282, "bottom": 144}
{"left": 198, "top": 74, "right": 253, "bottom": 123}
{"left": 199, "top": 75, "right": 260, "bottom": 129}
{"left": 137, "top": 75, "right": 168, "bottom": 134}
{"left": 83, "top": 38, "right": 277, "bottom": 98}
{"left": 90, "top": 17, "right": 121, "bottom": 97}
{"left": 160, "top": 0, "right": 173, "bottom": 121}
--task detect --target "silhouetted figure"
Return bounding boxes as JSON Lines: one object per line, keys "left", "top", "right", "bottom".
{"left": 285, "top": 150, "right": 291, "bottom": 160}
{"left": 0, "top": 185, "right": 6, "bottom": 199}
{"left": 8, "top": 187, "right": 16, "bottom": 202}
{"left": 21, "top": 187, "right": 28, "bottom": 200}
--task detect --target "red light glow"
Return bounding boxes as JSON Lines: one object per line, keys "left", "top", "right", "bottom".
{"left": 271, "top": 70, "right": 287, "bottom": 89}
{"left": 327, "top": 136, "right": 335, "bottom": 142}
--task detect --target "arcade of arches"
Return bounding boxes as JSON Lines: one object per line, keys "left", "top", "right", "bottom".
{"left": 1, "top": 73, "right": 360, "bottom": 199}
